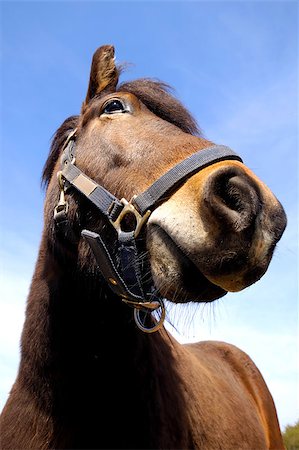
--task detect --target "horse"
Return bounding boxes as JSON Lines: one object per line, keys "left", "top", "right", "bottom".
{"left": 0, "top": 45, "right": 287, "bottom": 450}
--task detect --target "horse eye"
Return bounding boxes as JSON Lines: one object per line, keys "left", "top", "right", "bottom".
{"left": 102, "top": 99, "right": 125, "bottom": 114}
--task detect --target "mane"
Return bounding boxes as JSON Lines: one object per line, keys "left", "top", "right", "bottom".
{"left": 42, "top": 115, "right": 79, "bottom": 188}
{"left": 42, "top": 78, "right": 200, "bottom": 187}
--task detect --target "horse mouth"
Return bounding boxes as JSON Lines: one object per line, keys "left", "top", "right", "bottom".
{"left": 148, "top": 226, "right": 227, "bottom": 303}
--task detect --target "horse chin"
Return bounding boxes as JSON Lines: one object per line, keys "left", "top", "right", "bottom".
{"left": 148, "top": 226, "right": 227, "bottom": 303}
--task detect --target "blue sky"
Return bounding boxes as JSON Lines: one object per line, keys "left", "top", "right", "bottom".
{"left": 0, "top": 0, "right": 298, "bottom": 431}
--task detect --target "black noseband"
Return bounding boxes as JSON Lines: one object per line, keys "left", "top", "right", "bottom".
{"left": 54, "top": 130, "right": 242, "bottom": 332}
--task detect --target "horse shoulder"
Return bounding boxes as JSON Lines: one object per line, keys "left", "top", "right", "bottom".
{"left": 183, "top": 340, "right": 285, "bottom": 449}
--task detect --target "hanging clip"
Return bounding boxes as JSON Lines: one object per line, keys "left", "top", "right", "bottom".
{"left": 54, "top": 171, "right": 68, "bottom": 219}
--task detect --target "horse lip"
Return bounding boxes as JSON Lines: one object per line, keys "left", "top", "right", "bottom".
{"left": 149, "top": 225, "right": 227, "bottom": 302}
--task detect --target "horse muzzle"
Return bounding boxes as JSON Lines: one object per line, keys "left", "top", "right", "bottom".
{"left": 147, "top": 162, "right": 287, "bottom": 299}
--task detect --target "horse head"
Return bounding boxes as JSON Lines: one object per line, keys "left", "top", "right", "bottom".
{"left": 43, "top": 45, "right": 286, "bottom": 313}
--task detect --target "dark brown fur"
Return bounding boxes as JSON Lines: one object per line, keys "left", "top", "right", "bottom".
{"left": 0, "top": 46, "right": 285, "bottom": 450}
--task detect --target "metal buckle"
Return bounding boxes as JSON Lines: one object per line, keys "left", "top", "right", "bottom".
{"left": 111, "top": 197, "right": 151, "bottom": 237}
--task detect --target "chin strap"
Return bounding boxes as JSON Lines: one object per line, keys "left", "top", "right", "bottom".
{"left": 54, "top": 129, "right": 242, "bottom": 333}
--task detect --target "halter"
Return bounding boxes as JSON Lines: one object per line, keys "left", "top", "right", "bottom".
{"left": 54, "top": 129, "right": 242, "bottom": 332}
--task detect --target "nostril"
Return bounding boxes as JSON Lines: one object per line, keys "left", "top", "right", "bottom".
{"left": 216, "top": 175, "right": 259, "bottom": 215}
{"left": 204, "top": 167, "right": 261, "bottom": 232}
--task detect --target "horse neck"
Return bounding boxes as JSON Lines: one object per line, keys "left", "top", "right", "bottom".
{"left": 18, "top": 234, "right": 192, "bottom": 448}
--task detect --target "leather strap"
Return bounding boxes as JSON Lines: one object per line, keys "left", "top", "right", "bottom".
{"left": 133, "top": 145, "right": 242, "bottom": 215}
{"left": 61, "top": 156, "right": 123, "bottom": 221}
{"left": 118, "top": 231, "right": 145, "bottom": 298}
{"left": 60, "top": 142, "right": 242, "bottom": 220}
{"left": 81, "top": 229, "right": 145, "bottom": 301}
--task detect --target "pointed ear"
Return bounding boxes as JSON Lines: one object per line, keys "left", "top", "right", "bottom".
{"left": 82, "top": 45, "right": 119, "bottom": 111}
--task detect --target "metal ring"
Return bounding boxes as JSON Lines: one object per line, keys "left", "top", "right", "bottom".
{"left": 110, "top": 198, "right": 151, "bottom": 238}
{"left": 133, "top": 298, "right": 166, "bottom": 333}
